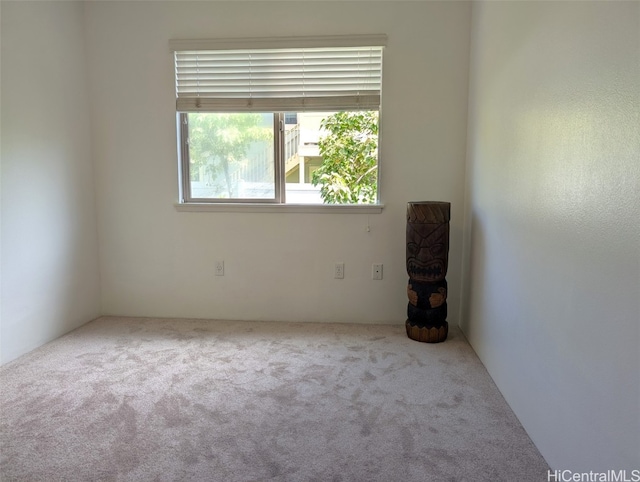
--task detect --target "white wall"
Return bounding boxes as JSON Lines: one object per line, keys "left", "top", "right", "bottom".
{"left": 462, "top": 1, "right": 639, "bottom": 471}
{"left": 0, "top": 1, "right": 101, "bottom": 364}
{"left": 84, "top": 1, "right": 471, "bottom": 324}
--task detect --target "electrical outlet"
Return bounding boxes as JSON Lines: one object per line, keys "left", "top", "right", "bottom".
{"left": 372, "top": 263, "right": 383, "bottom": 280}
{"left": 334, "top": 262, "right": 344, "bottom": 279}
{"left": 215, "top": 260, "right": 224, "bottom": 276}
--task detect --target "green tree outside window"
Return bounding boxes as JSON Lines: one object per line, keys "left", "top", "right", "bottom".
{"left": 312, "top": 111, "right": 379, "bottom": 204}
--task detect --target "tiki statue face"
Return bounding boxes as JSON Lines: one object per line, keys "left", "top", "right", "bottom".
{"left": 406, "top": 221, "right": 449, "bottom": 282}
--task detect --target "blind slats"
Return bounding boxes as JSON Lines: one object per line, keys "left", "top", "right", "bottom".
{"left": 173, "top": 42, "right": 383, "bottom": 112}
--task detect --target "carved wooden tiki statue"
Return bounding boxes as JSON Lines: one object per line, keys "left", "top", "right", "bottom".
{"left": 406, "top": 201, "right": 451, "bottom": 342}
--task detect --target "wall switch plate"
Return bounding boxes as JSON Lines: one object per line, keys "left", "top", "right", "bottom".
{"left": 334, "top": 262, "right": 344, "bottom": 279}
{"left": 372, "top": 263, "right": 383, "bottom": 280}
{"left": 215, "top": 260, "right": 224, "bottom": 276}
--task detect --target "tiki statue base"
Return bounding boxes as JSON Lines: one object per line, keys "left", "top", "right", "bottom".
{"left": 405, "top": 320, "right": 448, "bottom": 343}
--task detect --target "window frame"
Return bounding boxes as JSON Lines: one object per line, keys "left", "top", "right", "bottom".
{"left": 179, "top": 112, "right": 285, "bottom": 204}
{"left": 171, "top": 35, "right": 386, "bottom": 211}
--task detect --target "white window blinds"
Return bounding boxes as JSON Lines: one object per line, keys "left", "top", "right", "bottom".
{"left": 170, "top": 35, "right": 386, "bottom": 112}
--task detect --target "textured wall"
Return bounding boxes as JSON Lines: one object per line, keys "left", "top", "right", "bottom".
{"left": 1, "top": 1, "right": 101, "bottom": 364}
{"left": 463, "top": 1, "right": 639, "bottom": 471}
{"left": 84, "top": 1, "right": 471, "bottom": 324}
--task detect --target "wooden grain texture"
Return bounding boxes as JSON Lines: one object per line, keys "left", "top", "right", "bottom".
{"left": 405, "top": 320, "right": 449, "bottom": 343}
{"left": 406, "top": 201, "right": 450, "bottom": 224}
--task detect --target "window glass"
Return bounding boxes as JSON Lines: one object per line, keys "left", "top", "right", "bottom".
{"left": 282, "top": 111, "right": 377, "bottom": 205}
{"left": 182, "top": 111, "right": 378, "bottom": 204}
{"left": 186, "top": 113, "right": 275, "bottom": 200}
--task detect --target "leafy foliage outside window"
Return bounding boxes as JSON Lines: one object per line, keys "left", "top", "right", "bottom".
{"left": 312, "top": 111, "right": 379, "bottom": 204}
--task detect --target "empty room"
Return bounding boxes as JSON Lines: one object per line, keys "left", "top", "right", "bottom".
{"left": 1, "top": 1, "right": 638, "bottom": 480}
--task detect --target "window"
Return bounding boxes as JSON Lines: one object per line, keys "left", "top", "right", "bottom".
{"left": 170, "top": 35, "right": 386, "bottom": 206}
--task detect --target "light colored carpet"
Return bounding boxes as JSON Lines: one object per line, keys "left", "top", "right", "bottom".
{"left": 0, "top": 317, "right": 549, "bottom": 481}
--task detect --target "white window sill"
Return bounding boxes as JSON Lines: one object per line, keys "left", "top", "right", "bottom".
{"left": 174, "top": 203, "right": 384, "bottom": 214}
